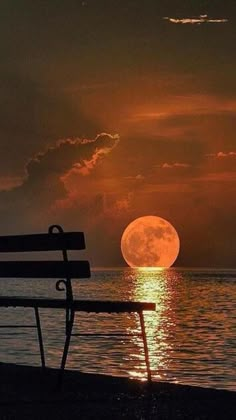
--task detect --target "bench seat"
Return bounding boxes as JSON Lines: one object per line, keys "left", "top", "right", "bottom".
{"left": 0, "top": 296, "right": 155, "bottom": 313}
{"left": 72, "top": 300, "right": 156, "bottom": 313}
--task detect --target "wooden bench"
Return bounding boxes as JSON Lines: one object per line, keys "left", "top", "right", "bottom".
{"left": 0, "top": 225, "right": 156, "bottom": 382}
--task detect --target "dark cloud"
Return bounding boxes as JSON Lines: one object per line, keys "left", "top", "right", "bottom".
{"left": 161, "top": 162, "right": 191, "bottom": 169}
{"left": 208, "top": 151, "right": 236, "bottom": 158}
{"left": 163, "top": 15, "right": 228, "bottom": 24}
{"left": 0, "top": 133, "right": 119, "bottom": 233}
{"left": 25, "top": 133, "right": 119, "bottom": 183}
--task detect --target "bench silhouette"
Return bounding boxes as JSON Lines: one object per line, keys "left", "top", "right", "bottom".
{"left": 0, "top": 225, "right": 156, "bottom": 382}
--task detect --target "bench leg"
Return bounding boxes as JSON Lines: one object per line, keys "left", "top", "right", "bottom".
{"left": 58, "top": 310, "right": 74, "bottom": 387}
{"left": 34, "top": 307, "right": 46, "bottom": 369}
{"left": 139, "top": 311, "right": 151, "bottom": 382}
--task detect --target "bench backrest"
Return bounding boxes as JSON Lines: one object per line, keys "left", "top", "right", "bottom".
{"left": 0, "top": 225, "right": 91, "bottom": 301}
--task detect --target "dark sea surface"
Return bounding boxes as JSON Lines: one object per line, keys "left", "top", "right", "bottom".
{"left": 0, "top": 268, "right": 235, "bottom": 391}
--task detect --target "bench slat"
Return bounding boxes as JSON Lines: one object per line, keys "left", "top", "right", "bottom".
{"left": 0, "top": 261, "right": 90, "bottom": 279}
{"left": 72, "top": 300, "right": 156, "bottom": 312}
{"left": 0, "top": 232, "right": 85, "bottom": 252}
{"left": 0, "top": 297, "right": 156, "bottom": 311}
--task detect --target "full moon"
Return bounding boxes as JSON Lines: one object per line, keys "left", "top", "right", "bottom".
{"left": 121, "top": 216, "right": 180, "bottom": 268}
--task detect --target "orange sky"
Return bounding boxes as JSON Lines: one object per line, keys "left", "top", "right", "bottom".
{"left": 0, "top": 1, "right": 235, "bottom": 266}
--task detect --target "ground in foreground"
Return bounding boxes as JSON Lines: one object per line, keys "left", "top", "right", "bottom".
{"left": 0, "top": 363, "right": 235, "bottom": 419}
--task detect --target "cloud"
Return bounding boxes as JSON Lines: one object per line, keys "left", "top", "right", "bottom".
{"left": 194, "top": 172, "right": 236, "bottom": 182}
{"left": 124, "top": 174, "right": 145, "bottom": 181}
{"left": 0, "top": 133, "right": 119, "bottom": 232}
{"left": 0, "top": 176, "right": 22, "bottom": 191}
{"left": 217, "top": 151, "right": 236, "bottom": 157}
{"left": 130, "top": 95, "right": 236, "bottom": 123}
{"left": 61, "top": 134, "right": 120, "bottom": 178}
{"left": 112, "top": 196, "right": 132, "bottom": 212}
{"left": 25, "top": 133, "right": 119, "bottom": 184}
{"left": 206, "top": 151, "right": 236, "bottom": 158}
{"left": 135, "top": 174, "right": 145, "bottom": 180}
{"left": 102, "top": 192, "right": 134, "bottom": 219}
{"left": 162, "top": 162, "right": 191, "bottom": 169}
{"left": 163, "top": 15, "right": 228, "bottom": 25}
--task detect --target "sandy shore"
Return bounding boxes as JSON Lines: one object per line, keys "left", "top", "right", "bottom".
{"left": 0, "top": 363, "right": 235, "bottom": 419}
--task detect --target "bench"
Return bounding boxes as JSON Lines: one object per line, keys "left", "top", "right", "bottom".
{"left": 0, "top": 225, "right": 156, "bottom": 382}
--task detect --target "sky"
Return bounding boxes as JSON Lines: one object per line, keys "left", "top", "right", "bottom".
{"left": 0, "top": 0, "right": 236, "bottom": 267}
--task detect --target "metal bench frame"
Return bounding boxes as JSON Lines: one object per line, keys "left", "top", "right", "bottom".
{"left": 0, "top": 225, "right": 156, "bottom": 382}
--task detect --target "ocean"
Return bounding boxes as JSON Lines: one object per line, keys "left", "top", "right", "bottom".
{"left": 0, "top": 268, "right": 235, "bottom": 391}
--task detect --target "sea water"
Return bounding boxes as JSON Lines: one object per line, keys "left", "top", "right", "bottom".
{"left": 0, "top": 268, "right": 235, "bottom": 391}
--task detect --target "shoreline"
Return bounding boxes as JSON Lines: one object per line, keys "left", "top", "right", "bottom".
{"left": 0, "top": 363, "right": 235, "bottom": 419}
